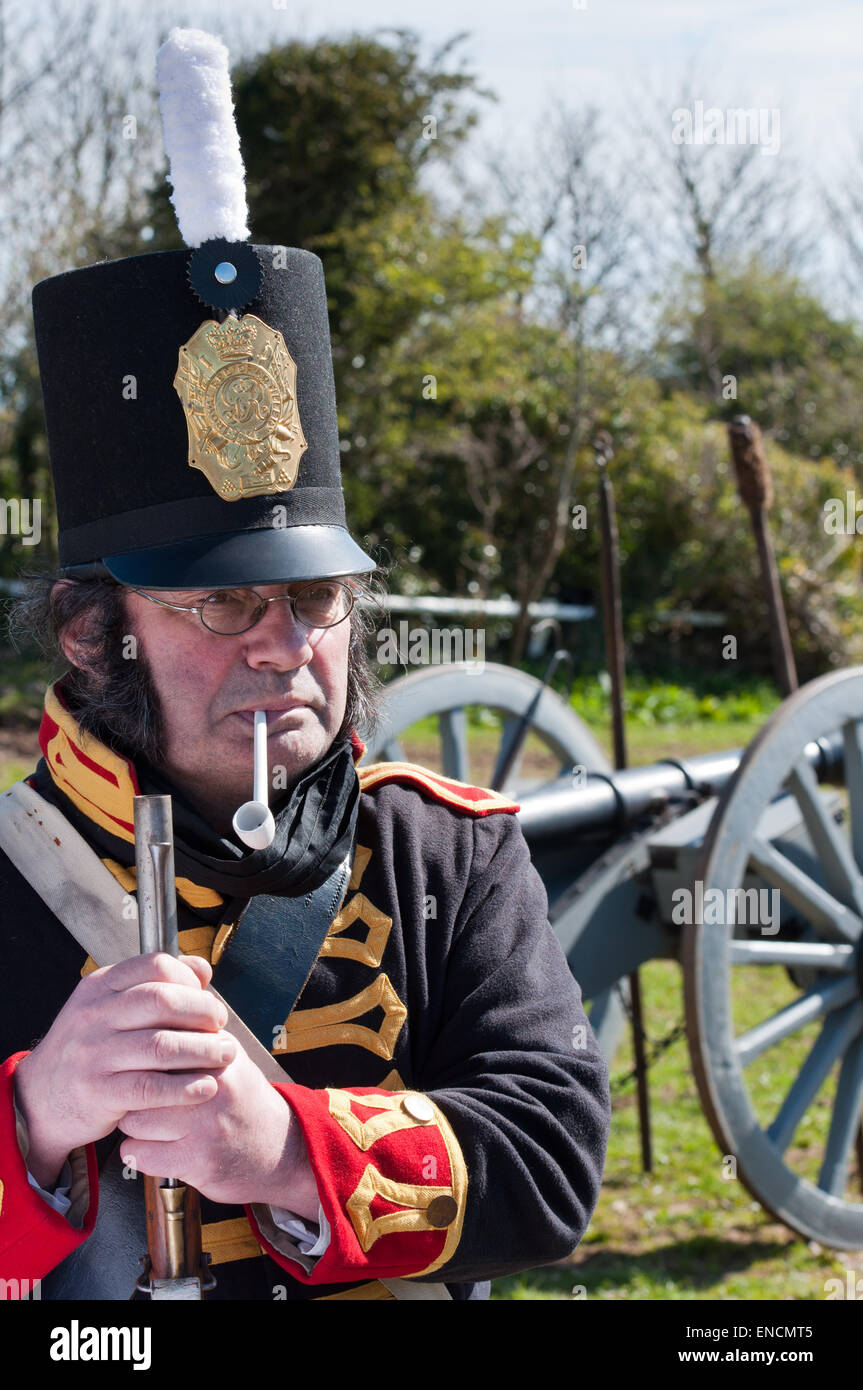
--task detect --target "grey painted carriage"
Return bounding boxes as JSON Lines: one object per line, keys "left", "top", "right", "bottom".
{"left": 361, "top": 660, "right": 863, "bottom": 1251}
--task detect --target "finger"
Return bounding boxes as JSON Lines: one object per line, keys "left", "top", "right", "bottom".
{"left": 110, "top": 1068, "right": 220, "bottom": 1114}
{"left": 119, "top": 1104, "right": 203, "bottom": 1143}
{"left": 90, "top": 952, "right": 210, "bottom": 996}
{"left": 119, "top": 1138, "right": 193, "bottom": 1183}
{"left": 105, "top": 1027, "right": 237, "bottom": 1075}
{"left": 177, "top": 954, "right": 213, "bottom": 988}
{"left": 103, "top": 980, "right": 228, "bottom": 1033}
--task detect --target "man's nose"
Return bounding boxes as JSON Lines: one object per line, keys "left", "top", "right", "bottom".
{"left": 240, "top": 596, "right": 315, "bottom": 666}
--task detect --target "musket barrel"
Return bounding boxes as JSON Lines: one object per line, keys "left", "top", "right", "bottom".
{"left": 134, "top": 796, "right": 179, "bottom": 958}
{"left": 132, "top": 794, "right": 211, "bottom": 1298}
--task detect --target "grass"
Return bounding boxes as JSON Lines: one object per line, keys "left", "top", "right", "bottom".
{"left": 373, "top": 665, "right": 780, "bottom": 781}
{"left": 491, "top": 958, "right": 863, "bottom": 1301}
{"left": 379, "top": 709, "right": 768, "bottom": 787}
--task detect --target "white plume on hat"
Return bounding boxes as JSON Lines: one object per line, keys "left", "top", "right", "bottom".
{"left": 156, "top": 27, "right": 250, "bottom": 248}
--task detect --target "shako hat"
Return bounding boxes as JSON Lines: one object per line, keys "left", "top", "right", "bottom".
{"left": 31, "top": 28, "right": 374, "bottom": 589}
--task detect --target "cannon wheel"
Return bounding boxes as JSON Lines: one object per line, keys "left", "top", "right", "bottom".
{"left": 684, "top": 667, "right": 863, "bottom": 1248}
{"left": 361, "top": 661, "right": 609, "bottom": 791}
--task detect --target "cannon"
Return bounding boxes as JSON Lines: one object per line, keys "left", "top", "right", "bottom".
{"left": 362, "top": 661, "right": 863, "bottom": 1250}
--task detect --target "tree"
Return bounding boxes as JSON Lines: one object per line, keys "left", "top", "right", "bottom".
{"left": 629, "top": 71, "right": 810, "bottom": 288}
{"left": 657, "top": 260, "right": 863, "bottom": 469}
{"left": 471, "top": 104, "right": 651, "bottom": 658}
{"left": 0, "top": 0, "right": 164, "bottom": 577}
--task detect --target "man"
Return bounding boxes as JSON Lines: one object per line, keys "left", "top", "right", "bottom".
{"left": 0, "top": 27, "right": 610, "bottom": 1300}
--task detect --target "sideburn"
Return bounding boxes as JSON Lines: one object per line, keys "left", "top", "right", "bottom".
{"left": 63, "top": 594, "right": 167, "bottom": 768}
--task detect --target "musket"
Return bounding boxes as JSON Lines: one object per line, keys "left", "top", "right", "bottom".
{"left": 132, "top": 794, "right": 215, "bottom": 1300}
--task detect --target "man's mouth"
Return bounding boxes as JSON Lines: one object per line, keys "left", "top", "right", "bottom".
{"left": 231, "top": 705, "right": 309, "bottom": 728}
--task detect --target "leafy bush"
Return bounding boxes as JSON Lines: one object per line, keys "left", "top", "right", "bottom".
{"left": 565, "top": 671, "right": 780, "bottom": 729}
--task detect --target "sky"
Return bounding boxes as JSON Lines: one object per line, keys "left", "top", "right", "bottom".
{"left": 25, "top": 0, "right": 863, "bottom": 221}
{"left": 174, "top": 0, "right": 863, "bottom": 172}
{"left": 13, "top": 0, "right": 863, "bottom": 312}
{"left": 135, "top": 0, "right": 863, "bottom": 277}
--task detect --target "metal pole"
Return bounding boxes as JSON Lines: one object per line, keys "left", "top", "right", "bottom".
{"left": 596, "top": 440, "right": 628, "bottom": 772}
{"left": 596, "top": 435, "right": 652, "bottom": 1174}
{"left": 751, "top": 507, "right": 798, "bottom": 697}
{"left": 727, "top": 416, "right": 798, "bottom": 697}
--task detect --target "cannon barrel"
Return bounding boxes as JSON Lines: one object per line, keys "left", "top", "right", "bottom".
{"left": 517, "top": 728, "right": 845, "bottom": 845}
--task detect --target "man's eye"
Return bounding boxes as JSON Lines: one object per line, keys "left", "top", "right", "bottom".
{"left": 204, "top": 590, "right": 245, "bottom": 606}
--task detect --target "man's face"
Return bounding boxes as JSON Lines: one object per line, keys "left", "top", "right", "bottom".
{"left": 120, "top": 582, "right": 351, "bottom": 834}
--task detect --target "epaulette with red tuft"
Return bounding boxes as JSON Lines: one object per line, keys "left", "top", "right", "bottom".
{"left": 357, "top": 761, "right": 519, "bottom": 817}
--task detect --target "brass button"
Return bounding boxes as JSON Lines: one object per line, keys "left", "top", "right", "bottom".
{"left": 426, "top": 1195, "right": 458, "bottom": 1228}
{"left": 401, "top": 1094, "right": 435, "bottom": 1124}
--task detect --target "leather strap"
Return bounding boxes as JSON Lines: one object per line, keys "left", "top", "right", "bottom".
{"left": 213, "top": 865, "right": 350, "bottom": 1050}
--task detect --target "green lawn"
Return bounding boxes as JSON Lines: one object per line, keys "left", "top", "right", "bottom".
{"left": 491, "top": 958, "right": 862, "bottom": 1300}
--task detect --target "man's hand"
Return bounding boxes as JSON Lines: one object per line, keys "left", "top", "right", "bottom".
{"left": 116, "top": 1036, "right": 320, "bottom": 1220}
{"left": 13, "top": 952, "right": 234, "bottom": 1189}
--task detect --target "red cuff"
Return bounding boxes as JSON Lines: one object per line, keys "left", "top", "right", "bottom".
{"left": 0, "top": 1053, "right": 98, "bottom": 1292}
{"left": 247, "top": 1083, "right": 468, "bottom": 1285}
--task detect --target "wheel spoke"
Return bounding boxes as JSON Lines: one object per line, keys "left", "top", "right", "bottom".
{"left": 735, "top": 974, "right": 859, "bottom": 1067}
{"left": 818, "top": 1027, "right": 863, "bottom": 1195}
{"left": 729, "top": 940, "right": 855, "bottom": 971}
{"left": 842, "top": 718, "right": 863, "bottom": 873}
{"left": 749, "top": 837, "right": 863, "bottom": 943}
{"left": 786, "top": 757, "right": 863, "bottom": 915}
{"left": 439, "top": 707, "right": 469, "bottom": 782}
{"left": 767, "top": 1003, "right": 863, "bottom": 1154}
{"left": 490, "top": 715, "right": 523, "bottom": 791}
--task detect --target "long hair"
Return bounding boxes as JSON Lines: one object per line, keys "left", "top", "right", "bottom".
{"left": 6, "top": 571, "right": 383, "bottom": 766}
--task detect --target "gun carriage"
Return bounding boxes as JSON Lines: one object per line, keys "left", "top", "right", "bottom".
{"left": 362, "top": 660, "right": 863, "bottom": 1251}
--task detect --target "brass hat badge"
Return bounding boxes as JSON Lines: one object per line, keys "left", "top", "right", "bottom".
{"left": 174, "top": 313, "right": 308, "bottom": 500}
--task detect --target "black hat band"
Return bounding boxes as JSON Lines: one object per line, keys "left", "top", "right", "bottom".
{"left": 58, "top": 485, "right": 346, "bottom": 568}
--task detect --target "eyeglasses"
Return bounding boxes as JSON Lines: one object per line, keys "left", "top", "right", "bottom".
{"left": 128, "top": 579, "right": 356, "bottom": 635}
